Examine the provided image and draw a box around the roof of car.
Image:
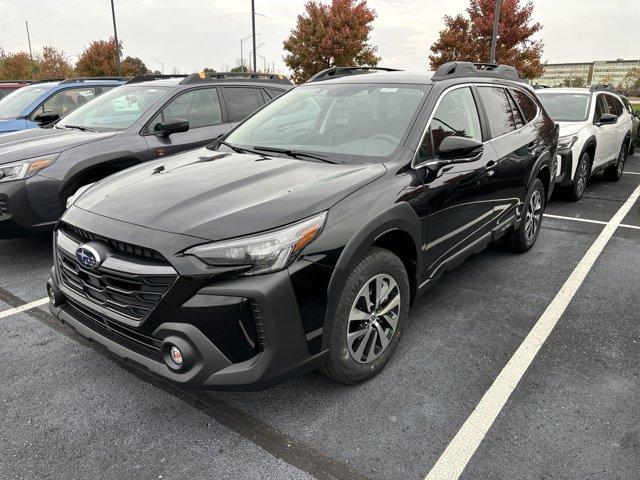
[536,87,592,95]
[303,70,434,85]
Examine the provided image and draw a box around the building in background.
[534,59,640,87]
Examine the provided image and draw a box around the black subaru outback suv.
[0,72,291,238]
[48,62,557,389]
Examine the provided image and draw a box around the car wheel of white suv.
[604,140,628,182]
[566,151,590,201]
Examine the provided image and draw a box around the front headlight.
[558,135,578,150]
[185,212,327,275]
[0,154,60,183]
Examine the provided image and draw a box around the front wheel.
[564,151,590,201]
[502,178,545,253]
[604,141,628,181]
[321,247,409,384]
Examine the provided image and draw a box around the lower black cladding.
[0,194,9,217]
[64,298,163,362]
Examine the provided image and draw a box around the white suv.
[536,86,634,201]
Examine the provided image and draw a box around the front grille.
[0,194,9,217]
[60,222,166,263]
[56,226,177,321]
[66,298,162,361]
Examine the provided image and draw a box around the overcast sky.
[1,0,638,75]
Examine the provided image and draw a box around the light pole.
[25,21,33,61]
[489,0,503,64]
[241,34,259,72]
[151,58,164,74]
[251,0,257,73]
[110,0,122,76]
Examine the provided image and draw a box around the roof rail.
[125,74,188,85]
[30,78,65,84]
[532,84,550,89]
[590,84,616,92]
[306,66,401,83]
[0,80,33,84]
[59,76,130,84]
[431,61,525,83]
[179,71,292,85]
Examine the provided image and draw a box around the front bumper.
[0,176,61,238]
[554,148,574,186]
[47,213,333,390]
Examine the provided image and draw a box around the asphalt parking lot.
[2,154,639,480]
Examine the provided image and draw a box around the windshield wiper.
[64,124,95,132]
[252,146,338,164]
[215,140,269,157]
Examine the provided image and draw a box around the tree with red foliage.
[283,0,380,84]
[0,51,38,80]
[429,0,544,79]
[122,56,149,76]
[39,46,74,79]
[75,38,121,77]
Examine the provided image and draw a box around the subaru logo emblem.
[75,244,102,269]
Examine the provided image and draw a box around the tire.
[501,178,545,253]
[604,140,628,181]
[630,133,637,155]
[321,247,410,384]
[563,151,590,201]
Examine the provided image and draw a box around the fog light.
[169,345,183,366]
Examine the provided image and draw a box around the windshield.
[537,92,591,122]
[224,83,427,162]
[60,85,170,131]
[0,84,53,119]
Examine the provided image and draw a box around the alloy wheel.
[347,274,400,364]
[524,190,542,242]
[575,154,589,197]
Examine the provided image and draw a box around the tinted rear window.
[512,89,538,123]
[478,86,517,138]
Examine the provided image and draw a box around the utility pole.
[251,0,257,73]
[489,0,502,64]
[110,0,122,76]
[25,21,33,61]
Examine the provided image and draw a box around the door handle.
[485,160,497,170]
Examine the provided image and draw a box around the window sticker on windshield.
[380,88,399,93]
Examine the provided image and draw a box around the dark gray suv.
[0,72,292,238]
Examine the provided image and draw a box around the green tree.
[283,0,380,83]
[122,56,149,76]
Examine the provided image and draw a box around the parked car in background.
[0,77,127,134]
[0,72,292,238]
[47,63,557,389]
[0,80,31,100]
[537,86,634,201]
[620,95,640,154]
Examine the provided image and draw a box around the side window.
[511,89,538,123]
[265,88,286,100]
[149,88,222,131]
[506,90,525,128]
[594,94,609,120]
[478,86,517,138]
[605,95,623,116]
[223,87,266,122]
[417,87,482,162]
[33,87,97,118]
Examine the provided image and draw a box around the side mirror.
[155,118,189,137]
[33,111,60,125]
[596,113,618,126]
[422,136,484,171]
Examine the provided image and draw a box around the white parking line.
[0,297,49,320]
[624,171,640,175]
[424,182,640,480]
[544,213,640,231]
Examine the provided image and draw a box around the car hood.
[0,118,27,134]
[76,149,386,241]
[556,121,586,137]
[0,127,116,164]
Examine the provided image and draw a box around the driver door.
[416,86,501,280]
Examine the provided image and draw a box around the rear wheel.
[564,151,590,201]
[502,178,545,253]
[321,247,409,384]
[604,141,628,181]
